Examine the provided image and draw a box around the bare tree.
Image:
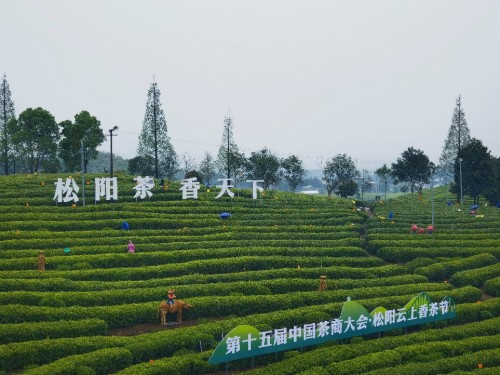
[375,164,392,197]
[180,152,196,177]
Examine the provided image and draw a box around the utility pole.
[109,126,118,178]
[459,158,463,206]
[431,173,435,225]
[227,123,230,179]
[81,140,85,207]
[457,96,462,203]
[2,77,8,175]
[153,83,158,179]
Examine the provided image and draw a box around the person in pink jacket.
[127,240,135,254]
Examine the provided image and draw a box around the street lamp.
[431,172,435,225]
[109,126,118,178]
[459,158,463,206]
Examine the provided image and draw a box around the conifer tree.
[216,112,245,178]
[439,95,471,184]
[0,74,15,175]
[199,152,216,186]
[137,80,177,179]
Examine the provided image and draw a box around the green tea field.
[0,173,499,374]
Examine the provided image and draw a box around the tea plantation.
[0,173,499,374]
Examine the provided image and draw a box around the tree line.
[0,75,498,203]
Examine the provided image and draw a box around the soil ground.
[108,318,199,336]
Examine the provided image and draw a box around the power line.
[112,129,393,170]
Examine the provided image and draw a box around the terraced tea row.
[0,176,498,373]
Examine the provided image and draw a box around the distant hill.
[87,151,129,173]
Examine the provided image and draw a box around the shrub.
[484,277,500,297]
[414,253,497,281]
[406,257,434,271]
[450,263,500,287]
[22,347,133,375]
[0,319,108,344]
[39,296,66,307]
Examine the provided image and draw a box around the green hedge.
[22,347,133,375]
[297,367,330,375]
[367,239,500,253]
[452,298,500,324]
[0,215,361,231]
[414,253,498,281]
[367,232,500,241]
[484,277,500,297]
[0,230,361,252]
[0,319,108,344]
[112,351,218,375]
[0,336,129,372]
[0,251,373,272]
[0,273,427,294]
[376,246,500,262]
[0,283,458,326]
[362,348,500,375]
[0,263,407,282]
[450,263,500,287]
[0,281,448,309]
[448,367,500,375]
[325,349,403,374]
[0,291,485,372]
[326,335,500,374]
[0,223,360,239]
[0,240,364,258]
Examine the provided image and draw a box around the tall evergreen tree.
[0,74,15,175]
[217,112,245,178]
[161,141,179,180]
[137,80,177,179]
[199,152,216,186]
[439,95,471,186]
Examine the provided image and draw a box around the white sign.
[95,177,118,201]
[179,177,201,199]
[53,177,79,203]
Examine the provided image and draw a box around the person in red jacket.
[167,289,176,307]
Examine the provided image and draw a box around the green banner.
[209,292,456,364]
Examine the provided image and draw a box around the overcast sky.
[1,1,499,170]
